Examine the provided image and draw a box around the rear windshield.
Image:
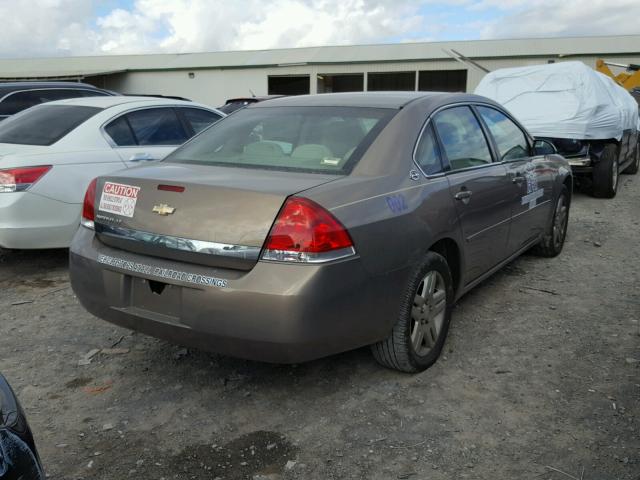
[0,105,102,146]
[165,106,395,174]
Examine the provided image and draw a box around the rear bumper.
[0,192,81,249]
[70,227,407,363]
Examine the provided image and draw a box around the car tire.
[371,251,453,373]
[622,142,639,175]
[532,185,570,258]
[592,144,619,198]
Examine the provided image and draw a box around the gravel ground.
[0,176,638,480]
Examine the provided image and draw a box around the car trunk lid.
[93,162,340,270]
[0,143,50,160]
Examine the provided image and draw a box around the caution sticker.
[98,182,140,218]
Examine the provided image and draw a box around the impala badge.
[152,204,176,216]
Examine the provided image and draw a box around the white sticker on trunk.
[99,182,140,218]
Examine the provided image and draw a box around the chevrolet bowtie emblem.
[152,204,176,216]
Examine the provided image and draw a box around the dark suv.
[218,95,284,114]
[0,82,115,121]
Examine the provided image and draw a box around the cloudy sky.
[1,0,639,58]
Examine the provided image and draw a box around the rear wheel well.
[563,176,573,203]
[429,238,461,295]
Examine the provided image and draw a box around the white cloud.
[0,0,637,58]
[478,0,640,38]
[111,0,427,53]
[0,0,97,57]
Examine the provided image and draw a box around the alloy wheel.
[552,195,568,250]
[411,270,447,356]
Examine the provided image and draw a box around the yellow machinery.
[596,59,640,91]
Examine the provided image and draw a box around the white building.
[0,35,638,107]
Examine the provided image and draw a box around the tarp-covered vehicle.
[476,61,640,198]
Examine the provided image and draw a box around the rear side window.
[0,89,107,116]
[477,106,529,161]
[166,106,395,174]
[104,116,136,146]
[180,108,222,134]
[0,105,102,146]
[433,106,493,171]
[125,108,188,146]
[415,124,444,175]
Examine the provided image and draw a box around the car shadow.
[0,248,69,284]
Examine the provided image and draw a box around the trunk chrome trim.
[95,223,261,260]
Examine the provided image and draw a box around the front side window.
[415,124,443,175]
[0,105,102,146]
[433,106,493,171]
[125,108,188,146]
[180,108,222,134]
[477,106,530,161]
[166,106,395,174]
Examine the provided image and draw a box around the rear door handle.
[512,174,526,185]
[129,152,155,162]
[454,190,473,201]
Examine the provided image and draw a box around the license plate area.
[130,277,182,320]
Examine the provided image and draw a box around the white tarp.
[474,61,640,140]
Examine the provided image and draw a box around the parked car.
[70,92,571,373]
[1,373,45,479]
[0,81,115,121]
[218,95,284,114]
[0,96,224,250]
[476,61,639,198]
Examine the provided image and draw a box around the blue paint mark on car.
[386,194,408,214]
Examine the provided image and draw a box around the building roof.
[0,35,639,80]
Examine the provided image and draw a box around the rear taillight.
[81,178,98,230]
[261,197,355,263]
[0,166,51,193]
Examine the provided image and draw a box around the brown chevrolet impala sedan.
[70,92,572,372]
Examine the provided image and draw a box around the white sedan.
[0,96,224,249]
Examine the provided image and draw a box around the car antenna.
[249,89,256,98]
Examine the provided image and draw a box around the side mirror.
[533,139,557,156]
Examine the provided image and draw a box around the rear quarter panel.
[4,149,127,204]
[305,101,465,281]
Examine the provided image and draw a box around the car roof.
[251,92,429,109]
[251,91,484,109]
[0,81,109,95]
[42,95,204,109]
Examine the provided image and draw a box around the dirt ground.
[0,177,638,480]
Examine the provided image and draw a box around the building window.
[317,73,364,93]
[367,72,416,91]
[418,70,467,92]
[268,75,310,95]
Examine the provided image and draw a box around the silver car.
[70,92,572,372]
